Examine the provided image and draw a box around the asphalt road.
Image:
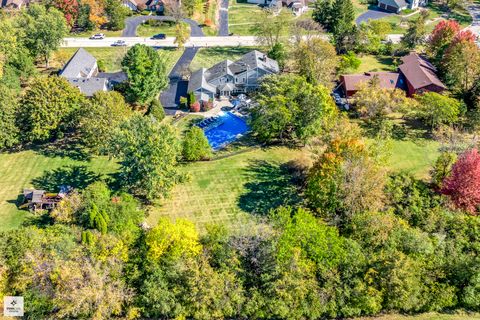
[218,0,229,36]
[466,2,480,40]
[122,15,204,37]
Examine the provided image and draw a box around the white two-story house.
[187,50,279,104]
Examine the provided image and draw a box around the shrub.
[147,99,165,121]
[179,96,188,108]
[190,101,201,112]
[204,18,213,27]
[182,126,212,161]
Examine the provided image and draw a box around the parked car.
[112,40,127,46]
[151,33,166,40]
[90,33,105,40]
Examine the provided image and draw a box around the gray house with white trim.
[378,0,426,13]
[59,48,111,97]
[187,50,279,103]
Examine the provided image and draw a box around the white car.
[90,33,105,40]
[112,40,127,47]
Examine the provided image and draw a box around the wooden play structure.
[19,188,69,212]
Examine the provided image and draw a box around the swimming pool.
[203,112,249,150]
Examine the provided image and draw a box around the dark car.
[151,33,166,40]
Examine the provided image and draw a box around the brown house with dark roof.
[398,52,446,97]
[340,52,446,98]
[340,72,406,98]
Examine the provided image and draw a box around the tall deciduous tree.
[413,92,461,128]
[17,76,85,142]
[0,84,19,149]
[18,4,68,68]
[78,91,132,154]
[174,22,190,49]
[426,19,460,64]
[250,74,337,144]
[53,0,79,27]
[251,10,292,50]
[441,148,480,214]
[111,115,181,201]
[122,44,168,105]
[104,0,130,30]
[442,31,480,94]
[401,10,429,50]
[293,38,337,87]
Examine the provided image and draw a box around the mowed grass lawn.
[147,147,303,230]
[136,21,190,37]
[51,47,184,73]
[0,151,117,232]
[228,1,264,35]
[388,139,440,179]
[189,46,263,70]
[358,312,480,320]
[356,55,396,73]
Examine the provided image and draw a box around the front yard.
[228,0,265,35]
[136,21,190,37]
[51,47,184,74]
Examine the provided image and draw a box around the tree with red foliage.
[190,101,201,112]
[54,0,79,27]
[427,20,460,63]
[441,148,480,214]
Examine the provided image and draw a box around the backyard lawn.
[356,55,396,73]
[51,47,184,73]
[0,151,117,232]
[189,46,263,70]
[359,312,480,320]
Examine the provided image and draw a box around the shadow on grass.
[238,159,303,215]
[32,165,101,192]
[33,136,91,162]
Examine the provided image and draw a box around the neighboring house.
[247,0,308,15]
[378,0,426,13]
[188,50,279,103]
[398,52,446,97]
[340,52,445,98]
[59,48,111,97]
[123,0,162,11]
[1,0,29,9]
[340,72,405,98]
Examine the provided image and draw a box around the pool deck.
[191,99,233,117]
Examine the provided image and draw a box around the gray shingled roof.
[232,50,279,74]
[378,0,408,8]
[205,60,234,82]
[60,48,97,78]
[67,77,108,97]
[188,68,216,93]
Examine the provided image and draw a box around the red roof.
[340,72,404,93]
[398,53,446,91]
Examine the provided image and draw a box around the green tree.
[147,99,165,121]
[312,0,335,31]
[78,91,132,154]
[105,0,130,30]
[18,4,68,68]
[182,126,211,161]
[174,22,190,49]
[413,92,461,128]
[251,10,292,50]
[112,114,181,201]
[338,51,361,73]
[17,76,85,142]
[121,44,168,105]
[293,38,338,87]
[401,10,429,50]
[250,74,337,144]
[268,42,288,70]
[0,84,19,149]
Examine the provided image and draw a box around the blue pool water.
[204,112,249,150]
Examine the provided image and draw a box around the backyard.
[0,151,117,232]
[356,55,396,73]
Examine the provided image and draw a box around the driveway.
[160,47,199,110]
[218,0,229,36]
[356,7,394,25]
[466,2,480,39]
[122,16,204,37]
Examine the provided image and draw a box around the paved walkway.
[355,7,394,25]
[218,0,229,36]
